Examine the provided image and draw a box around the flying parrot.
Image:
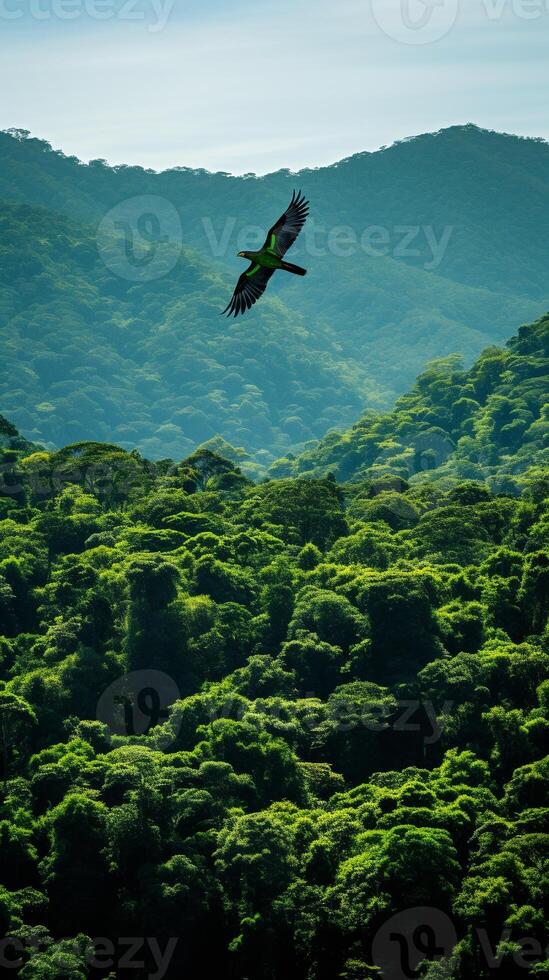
[222,190,309,317]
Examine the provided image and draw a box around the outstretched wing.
[221,263,275,318]
[262,189,309,257]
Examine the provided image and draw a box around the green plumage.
[222,190,310,317]
[245,249,286,271]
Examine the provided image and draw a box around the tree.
[241,479,348,548]
[281,635,344,698]
[124,557,188,681]
[0,692,36,786]
[41,793,110,935]
[288,588,367,651]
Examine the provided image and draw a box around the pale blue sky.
[1,0,548,173]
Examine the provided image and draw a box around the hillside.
[1,125,548,462]
[0,201,371,465]
[272,314,549,491]
[0,383,547,976]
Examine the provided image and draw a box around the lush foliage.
[0,317,547,976]
[274,314,549,491]
[1,125,548,464]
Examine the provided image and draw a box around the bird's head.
[237,251,247,258]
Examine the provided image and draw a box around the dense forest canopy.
[0,315,547,978]
[1,125,548,464]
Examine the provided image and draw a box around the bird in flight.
[222,190,309,317]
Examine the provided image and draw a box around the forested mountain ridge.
[0,322,547,976]
[273,313,549,489]
[1,125,548,463]
[2,123,549,299]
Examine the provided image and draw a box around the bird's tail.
[281,261,307,276]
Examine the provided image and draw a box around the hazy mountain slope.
[0,201,373,462]
[271,313,549,490]
[280,245,541,393]
[1,125,548,462]
[0,412,36,453]
[2,199,542,464]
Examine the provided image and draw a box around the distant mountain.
[3,124,549,294]
[1,124,548,461]
[271,314,549,491]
